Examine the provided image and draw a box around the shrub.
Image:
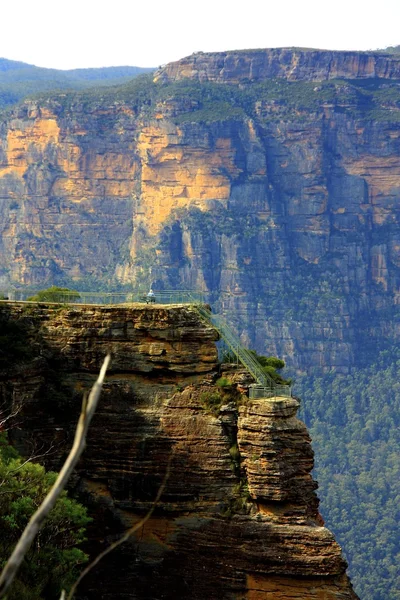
[199,391,223,417]
[216,377,231,388]
[27,286,80,303]
[249,350,291,385]
[0,434,91,599]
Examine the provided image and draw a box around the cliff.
[0,302,359,599]
[154,47,400,83]
[0,47,399,374]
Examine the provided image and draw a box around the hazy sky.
[1,0,399,70]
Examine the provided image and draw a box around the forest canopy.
[296,347,400,600]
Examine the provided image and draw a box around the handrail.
[249,384,292,399]
[1,288,291,396]
[0,290,206,305]
[193,304,275,388]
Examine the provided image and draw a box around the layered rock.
[0,303,358,599]
[238,397,319,520]
[154,47,400,84]
[0,101,139,286]
[0,48,399,373]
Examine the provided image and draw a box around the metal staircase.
[3,286,291,398]
[193,304,275,389]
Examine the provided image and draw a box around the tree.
[0,434,91,600]
[248,350,291,384]
[26,287,80,304]
[0,356,110,600]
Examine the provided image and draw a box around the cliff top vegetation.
[9,70,399,128]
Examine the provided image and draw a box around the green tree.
[248,350,291,384]
[0,434,91,599]
[297,347,400,600]
[26,287,80,303]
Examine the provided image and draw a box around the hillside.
[0,57,153,108]
[297,347,400,599]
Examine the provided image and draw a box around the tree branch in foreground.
[0,354,111,599]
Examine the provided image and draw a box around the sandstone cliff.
[0,48,399,374]
[154,47,400,84]
[0,302,358,599]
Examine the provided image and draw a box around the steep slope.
[296,348,400,600]
[0,49,399,373]
[0,302,358,600]
[0,48,398,600]
[0,57,153,108]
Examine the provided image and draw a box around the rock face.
[0,48,400,373]
[154,47,400,84]
[0,303,358,599]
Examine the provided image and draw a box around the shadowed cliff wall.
[0,302,358,600]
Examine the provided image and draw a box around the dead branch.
[0,401,22,431]
[0,354,111,599]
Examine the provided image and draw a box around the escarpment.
[0,47,400,374]
[154,47,400,84]
[0,303,359,599]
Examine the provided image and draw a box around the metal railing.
[249,384,292,399]
[1,287,291,399]
[0,290,207,306]
[194,304,277,389]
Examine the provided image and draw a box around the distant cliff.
[0,48,399,373]
[154,47,400,83]
[0,302,359,600]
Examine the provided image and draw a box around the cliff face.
[0,48,399,372]
[0,303,358,599]
[0,101,139,286]
[154,47,400,84]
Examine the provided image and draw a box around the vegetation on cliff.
[26,287,80,303]
[7,64,398,128]
[297,347,400,600]
[0,47,399,599]
[0,434,91,600]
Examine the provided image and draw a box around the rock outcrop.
[154,47,400,84]
[0,48,399,374]
[0,302,358,599]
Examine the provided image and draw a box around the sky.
[1,0,400,70]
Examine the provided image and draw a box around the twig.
[65,455,172,600]
[0,354,111,599]
[0,403,22,431]
[1,441,58,484]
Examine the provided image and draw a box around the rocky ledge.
[1,303,359,599]
[155,47,400,84]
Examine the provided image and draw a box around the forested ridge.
[297,347,400,600]
[0,57,153,109]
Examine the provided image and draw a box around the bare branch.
[0,402,22,431]
[0,354,111,599]
[0,442,61,492]
[65,454,172,600]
